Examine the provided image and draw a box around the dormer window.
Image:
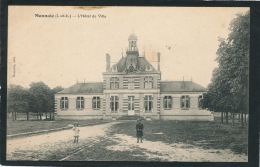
[129,65,134,72]
[145,65,152,71]
[112,65,118,72]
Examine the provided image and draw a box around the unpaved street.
[7,122,115,160]
[7,122,247,162]
[105,134,247,162]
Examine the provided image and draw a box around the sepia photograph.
[6,6,249,162]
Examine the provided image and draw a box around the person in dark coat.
[136,119,144,143]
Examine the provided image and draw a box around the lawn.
[7,119,108,135]
[109,120,248,155]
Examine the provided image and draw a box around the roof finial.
[121,48,123,58]
[183,76,184,82]
[77,78,78,84]
[191,77,193,82]
[84,78,85,83]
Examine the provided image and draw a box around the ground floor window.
[181,95,190,109]
[110,96,119,112]
[144,95,153,112]
[76,97,84,109]
[128,96,135,110]
[164,96,172,109]
[198,95,203,109]
[92,97,100,109]
[60,97,68,110]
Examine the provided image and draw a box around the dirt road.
[7,122,115,160]
[7,122,247,162]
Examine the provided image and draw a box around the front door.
[128,96,135,115]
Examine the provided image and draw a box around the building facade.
[55,33,213,121]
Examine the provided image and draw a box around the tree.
[28,82,53,120]
[203,11,249,127]
[7,85,30,120]
[7,82,64,121]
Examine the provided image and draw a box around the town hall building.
[55,33,214,121]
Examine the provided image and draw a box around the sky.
[8,6,249,89]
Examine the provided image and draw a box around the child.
[136,119,144,143]
[73,122,80,143]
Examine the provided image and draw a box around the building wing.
[160,81,207,92]
[58,82,103,94]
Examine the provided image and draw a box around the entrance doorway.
[128,96,135,115]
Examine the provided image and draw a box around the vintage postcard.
[6,6,249,162]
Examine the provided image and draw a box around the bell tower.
[128,32,138,52]
[124,32,139,73]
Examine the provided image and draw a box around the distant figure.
[73,122,80,143]
[136,119,144,143]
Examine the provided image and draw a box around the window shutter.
[82,97,84,109]
[76,98,78,109]
[180,96,182,108]
[60,99,62,109]
[98,97,101,109]
[188,96,190,108]
[198,97,200,108]
[169,96,172,109]
[163,97,166,109]
[92,97,94,109]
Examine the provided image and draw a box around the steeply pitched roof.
[106,57,157,73]
[58,81,206,94]
[57,82,103,94]
[160,81,207,92]
[138,57,157,72]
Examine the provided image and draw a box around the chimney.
[157,52,161,71]
[106,53,110,71]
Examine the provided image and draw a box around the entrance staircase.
[116,115,145,120]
